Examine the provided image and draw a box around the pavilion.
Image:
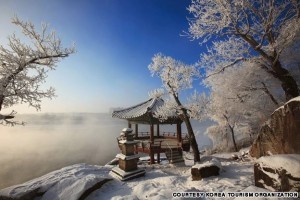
[112,97,190,164]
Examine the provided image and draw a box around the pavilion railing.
[135,131,188,139]
[162,132,176,137]
[138,131,150,136]
[135,140,163,152]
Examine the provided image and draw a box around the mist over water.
[0,113,127,189]
[0,113,212,189]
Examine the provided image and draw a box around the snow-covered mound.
[0,164,112,200]
[2,152,291,200]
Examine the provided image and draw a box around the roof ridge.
[112,98,154,118]
[111,97,181,123]
[147,98,157,110]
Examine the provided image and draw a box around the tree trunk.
[271,61,299,101]
[261,82,279,106]
[228,125,238,152]
[0,94,4,111]
[171,93,200,162]
[223,114,238,152]
[183,115,201,162]
[239,34,299,100]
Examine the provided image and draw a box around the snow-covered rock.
[191,158,222,180]
[250,96,300,158]
[254,154,300,192]
[0,164,112,200]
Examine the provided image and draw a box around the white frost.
[0,164,111,200]
[192,158,222,171]
[257,154,300,177]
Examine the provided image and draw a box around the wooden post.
[150,124,154,143]
[150,150,155,164]
[150,124,155,164]
[135,124,138,138]
[157,153,160,164]
[157,123,160,137]
[177,122,182,143]
[128,121,132,128]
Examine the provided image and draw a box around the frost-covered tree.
[188,0,300,100]
[148,53,208,162]
[205,125,231,152]
[204,60,285,151]
[0,16,75,125]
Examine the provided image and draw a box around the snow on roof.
[112,97,179,123]
[112,98,163,119]
[257,154,300,177]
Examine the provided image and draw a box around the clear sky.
[0,0,206,114]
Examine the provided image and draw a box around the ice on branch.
[0,16,75,125]
[152,97,180,122]
[186,91,209,121]
[188,0,300,100]
[148,88,165,99]
[148,53,199,96]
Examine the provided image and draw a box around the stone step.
[165,153,182,158]
[165,149,184,163]
[166,153,182,157]
[167,154,182,158]
[170,158,184,164]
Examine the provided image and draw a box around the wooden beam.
[157,123,160,137]
[177,123,182,143]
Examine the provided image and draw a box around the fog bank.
[0,113,126,189]
[0,113,211,189]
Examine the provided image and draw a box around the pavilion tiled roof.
[112,97,181,124]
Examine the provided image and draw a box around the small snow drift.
[254,154,300,192]
[191,158,222,180]
[0,164,112,200]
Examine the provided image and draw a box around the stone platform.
[110,167,145,181]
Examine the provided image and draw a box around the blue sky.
[0,0,206,113]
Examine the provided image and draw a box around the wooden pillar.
[177,122,182,143]
[135,124,138,138]
[150,124,154,143]
[128,121,132,128]
[157,153,160,164]
[150,150,155,164]
[157,123,160,137]
[150,124,155,164]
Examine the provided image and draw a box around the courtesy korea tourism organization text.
[172,192,298,198]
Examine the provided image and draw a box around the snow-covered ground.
[1,149,294,200]
[94,155,255,200]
